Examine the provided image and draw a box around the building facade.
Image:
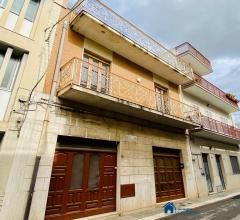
[176,43,240,198]
[0,0,66,219]
[0,0,239,220]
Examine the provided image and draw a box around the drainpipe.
[50,20,68,101]
[24,21,68,220]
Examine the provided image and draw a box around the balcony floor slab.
[58,84,200,130]
[190,129,240,145]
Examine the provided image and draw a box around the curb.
[140,191,240,220]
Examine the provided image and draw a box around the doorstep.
[75,212,120,220]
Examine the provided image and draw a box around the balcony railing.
[193,73,239,108]
[59,58,200,124]
[202,116,240,139]
[175,42,212,70]
[74,0,193,78]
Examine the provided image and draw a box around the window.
[0,0,7,8]
[205,110,212,118]
[80,54,89,87]
[230,156,240,175]
[91,58,99,90]
[70,153,84,189]
[25,0,40,22]
[101,63,108,93]
[0,49,5,67]
[0,53,21,90]
[155,84,169,113]
[80,53,110,92]
[220,117,228,124]
[10,0,24,15]
[0,49,22,91]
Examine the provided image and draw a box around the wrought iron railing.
[193,73,239,108]
[175,42,212,70]
[202,116,240,139]
[59,58,201,124]
[73,0,193,79]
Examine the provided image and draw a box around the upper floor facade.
[43,0,239,143]
[0,0,65,124]
[44,0,204,132]
[175,42,240,145]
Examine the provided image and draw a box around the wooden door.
[45,150,117,220]
[154,152,185,203]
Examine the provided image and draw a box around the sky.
[69,0,240,125]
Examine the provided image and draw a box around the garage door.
[153,148,185,203]
[45,150,117,220]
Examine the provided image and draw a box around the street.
[162,195,240,220]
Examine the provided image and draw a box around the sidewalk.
[81,189,240,220]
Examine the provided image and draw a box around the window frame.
[24,0,41,22]
[0,0,7,8]
[230,156,240,175]
[81,51,110,92]
[0,50,22,92]
[10,0,25,15]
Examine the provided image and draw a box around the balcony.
[175,42,213,76]
[71,0,193,85]
[183,73,239,113]
[57,58,201,129]
[191,116,240,145]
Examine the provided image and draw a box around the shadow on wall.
[0,132,4,149]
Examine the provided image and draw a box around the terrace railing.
[202,116,240,139]
[73,0,193,78]
[194,73,239,108]
[59,57,201,124]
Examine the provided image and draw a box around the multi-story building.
[175,42,240,197]
[0,0,239,220]
[0,0,66,219]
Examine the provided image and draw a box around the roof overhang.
[71,12,192,85]
[183,83,239,113]
[178,52,213,76]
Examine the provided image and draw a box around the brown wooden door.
[154,152,185,203]
[45,150,117,220]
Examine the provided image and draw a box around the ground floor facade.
[190,136,240,198]
[0,98,239,220]
[0,96,198,220]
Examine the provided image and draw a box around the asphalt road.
[161,195,240,220]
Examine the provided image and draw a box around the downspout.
[50,20,68,102]
[186,129,200,198]
[24,20,68,220]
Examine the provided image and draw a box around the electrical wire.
[18,0,86,136]
[29,0,85,102]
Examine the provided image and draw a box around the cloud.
[101,0,240,59]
